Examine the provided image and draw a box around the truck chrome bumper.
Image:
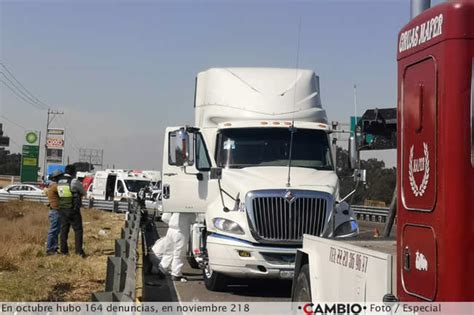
[206,233,297,279]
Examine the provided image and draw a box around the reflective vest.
[57,176,73,209]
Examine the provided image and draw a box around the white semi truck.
[161,67,360,291]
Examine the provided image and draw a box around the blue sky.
[1,0,436,169]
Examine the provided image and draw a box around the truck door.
[400,57,438,300]
[161,126,217,213]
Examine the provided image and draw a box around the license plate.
[280,270,294,279]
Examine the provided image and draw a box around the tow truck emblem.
[415,251,428,271]
[284,190,296,204]
[408,142,430,197]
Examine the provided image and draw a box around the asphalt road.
[143,219,389,302]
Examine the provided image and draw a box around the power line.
[62,115,82,149]
[9,138,22,150]
[0,114,26,130]
[0,62,49,109]
[0,72,47,109]
[0,79,46,110]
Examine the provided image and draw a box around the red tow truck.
[291,0,474,303]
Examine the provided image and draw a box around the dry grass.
[0,201,123,301]
[0,179,12,188]
[0,178,14,188]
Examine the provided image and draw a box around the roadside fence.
[91,201,142,302]
[0,193,133,213]
[352,205,389,223]
[0,192,389,222]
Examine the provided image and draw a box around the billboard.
[20,131,40,182]
[46,164,66,182]
[46,128,65,164]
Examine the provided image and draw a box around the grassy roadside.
[0,179,14,188]
[0,201,123,301]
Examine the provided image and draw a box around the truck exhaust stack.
[411,0,431,19]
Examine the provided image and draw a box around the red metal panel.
[401,225,437,300]
[397,0,474,301]
[401,58,437,211]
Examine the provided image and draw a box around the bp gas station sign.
[20,131,40,182]
[25,131,39,145]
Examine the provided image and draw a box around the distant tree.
[0,150,21,175]
[336,147,396,205]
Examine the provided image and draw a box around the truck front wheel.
[203,260,228,292]
[293,264,312,302]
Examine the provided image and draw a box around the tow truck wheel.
[187,239,200,269]
[202,259,228,291]
[293,264,312,302]
[187,256,200,269]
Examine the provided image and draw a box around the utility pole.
[43,108,64,177]
[353,84,358,125]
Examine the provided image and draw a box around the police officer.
[58,164,86,257]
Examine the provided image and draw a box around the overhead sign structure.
[20,130,41,182]
[355,108,397,151]
[46,128,65,164]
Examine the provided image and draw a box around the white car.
[0,184,44,196]
[145,190,162,211]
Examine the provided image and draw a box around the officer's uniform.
[58,174,85,256]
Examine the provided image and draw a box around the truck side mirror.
[171,129,191,167]
[354,169,366,184]
[348,135,358,169]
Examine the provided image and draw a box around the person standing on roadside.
[58,164,86,257]
[45,170,63,255]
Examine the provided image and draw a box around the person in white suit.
[151,212,196,282]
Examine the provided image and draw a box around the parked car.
[145,190,162,211]
[0,184,44,196]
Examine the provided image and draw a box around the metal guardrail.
[0,192,389,222]
[352,205,390,223]
[91,202,142,302]
[0,175,20,183]
[0,193,133,213]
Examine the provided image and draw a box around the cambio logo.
[301,303,364,315]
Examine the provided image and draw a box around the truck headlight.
[213,218,244,235]
[334,220,359,238]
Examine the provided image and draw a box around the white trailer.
[161,67,360,291]
[292,235,396,302]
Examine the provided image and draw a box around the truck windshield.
[124,180,150,192]
[216,127,333,170]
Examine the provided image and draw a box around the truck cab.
[161,68,359,291]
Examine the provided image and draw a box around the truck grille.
[247,190,331,243]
